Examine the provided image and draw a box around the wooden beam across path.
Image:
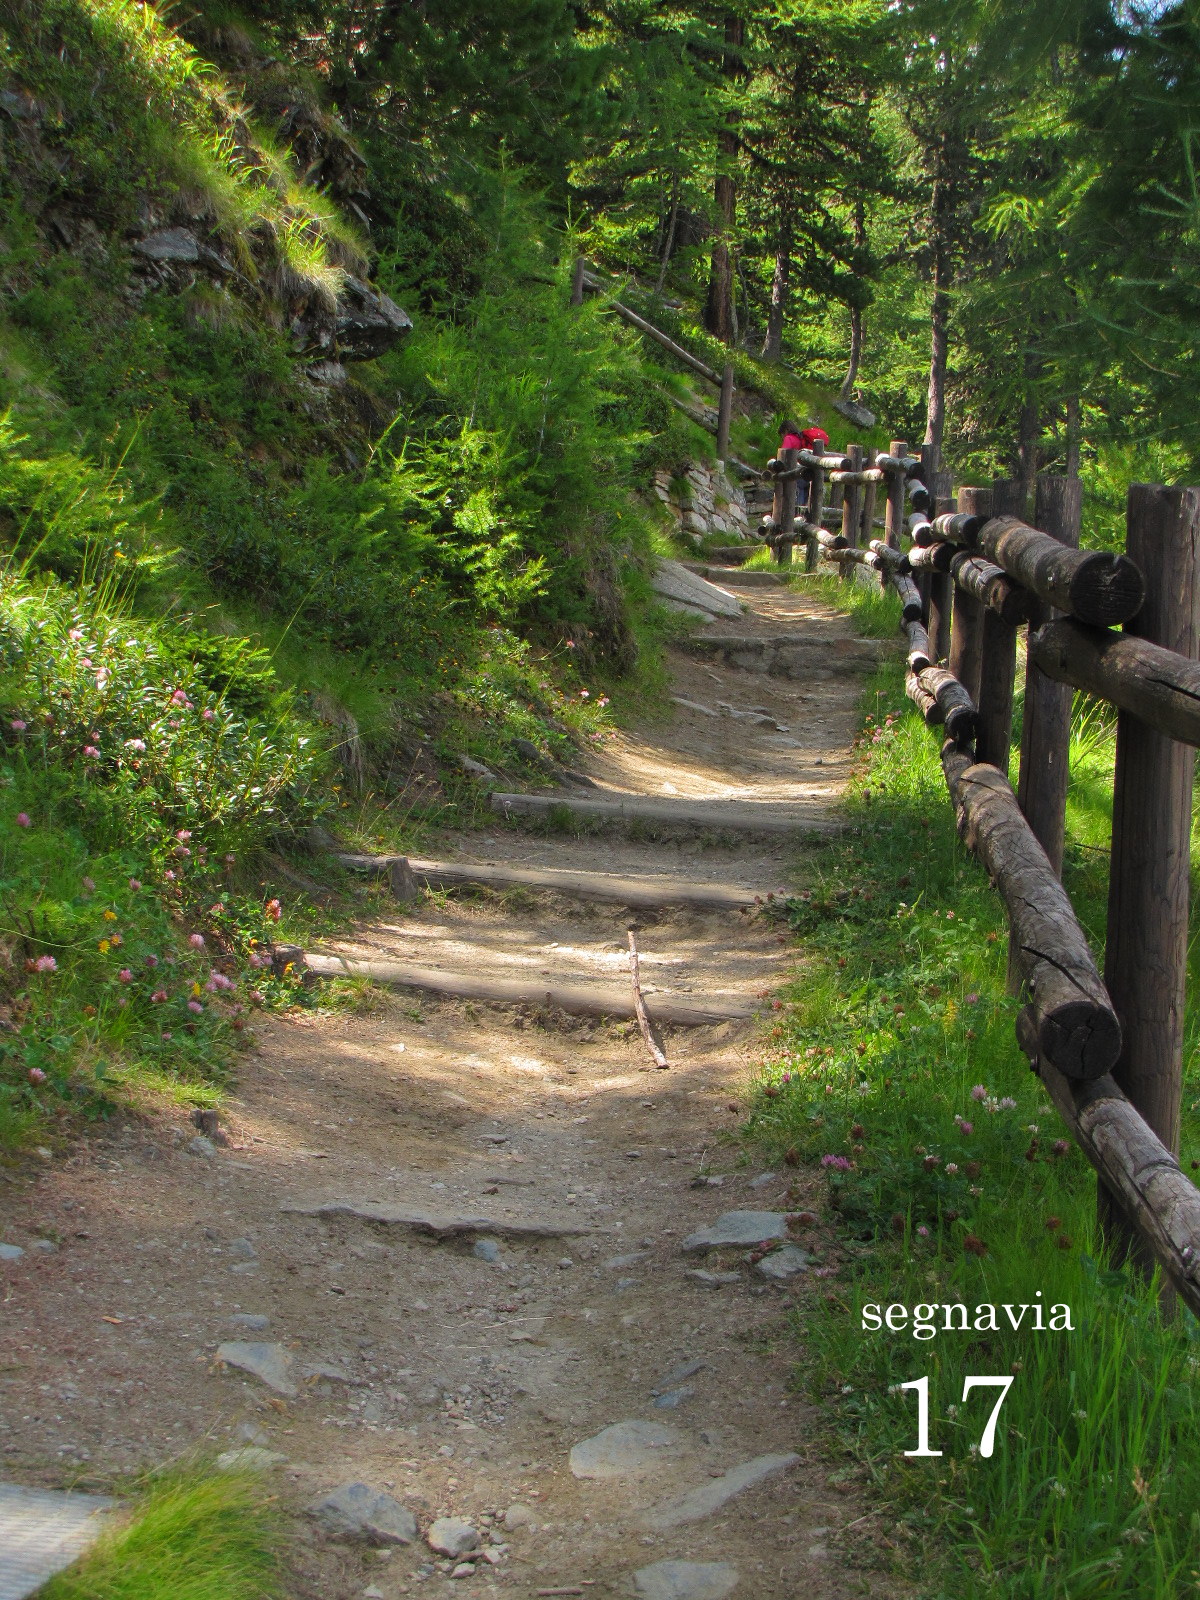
[489,790,842,836]
[302,952,755,1026]
[336,852,760,912]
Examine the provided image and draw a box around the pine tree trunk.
[654,173,680,296]
[840,307,863,400]
[924,255,949,473]
[1017,388,1039,506]
[1066,393,1081,478]
[705,16,744,345]
[761,213,791,363]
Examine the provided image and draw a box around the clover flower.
[971,1084,988,1101]
[820,1154,852,1171]
[10,720,26,732]
[83,745,100,759]
[16,813,30,827]
[187,1000,204,1014]
[34,955,57,973]
[29,1066,46,1084]
[125,739,146,752]
[128,878,142,891]
[151,989,168,1003]
[188,933,205,950]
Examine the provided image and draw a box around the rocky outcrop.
[651,462,751,546]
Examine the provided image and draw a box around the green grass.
[746,673,1200,1598]
[40,1467,282,1600]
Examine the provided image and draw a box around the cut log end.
[1029,992,1124,1080]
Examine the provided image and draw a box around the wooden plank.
[488,790,842,836]
[1016,475,1081,879]
[1101,484,1200,1281]
[338,854,760,911]
[302,952,755,1025]
[941,744,1121,1079]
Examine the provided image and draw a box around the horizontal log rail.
[942,745,1122,1078]
[1030,618,1200,749]
[950,552,1034,626]
[974,514,1145,627]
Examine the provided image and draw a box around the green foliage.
[40,1466,282,1600]
[746,681,1200,1597]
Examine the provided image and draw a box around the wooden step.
[303,952,755,1025]
[488,790,840,836]
[338,854,760,911]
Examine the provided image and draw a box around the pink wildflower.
[151,989,168,1003]
[16,813,30,827]
[161,1030,172,1041]
[83,745,100,759]
[164,870,176,882]
[187,999,203,1014]
[971,1084,988,1101]
[145,954,158,967]
[188,933,205,950]
[205,972,234,992]
[202,708,215,721]
[28,1066,46,1084]
[265,899,282,922]
[917,1225,930,1238]
[124,738,146,752]
[34,954,57,973]
[999,1096,1018,1110]
[69,629,84,641]
[224,854,235,865]
[965,991,980,1005]
[82,877,95,891]
[174,845,191,857]
[128,878,142,891]
[117,968,133,983]
[248,953,264,969]
[175,829,192,842]
[10,720,26,732]
[958,1120,974,1136]
[821,1154,852,1172]
[171,689,188,706]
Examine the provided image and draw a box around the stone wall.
[651,462,751,545]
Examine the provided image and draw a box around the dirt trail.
[1,581,890,1599]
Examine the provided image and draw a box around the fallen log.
[1029,618,1200,749]
[951,552,1034,626]
[629,931,670,1069]
[919,667,978,742]
[303,951,755,1025]
[976,515,1145,626]
[942,746,1121,1078]
[603,299,721,384]
[1015,1011,1200,1318]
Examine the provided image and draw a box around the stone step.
[681,563,786,588]
[679,633,889,679]
[488,789,840,837]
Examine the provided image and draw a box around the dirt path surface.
[1,580,889,1600]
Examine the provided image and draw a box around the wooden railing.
[766,444,1200,1315]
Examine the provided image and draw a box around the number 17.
[900,1374,1013,1458]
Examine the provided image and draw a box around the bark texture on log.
[951,553,1033,625]
[890,571,924,622]
[904,541,956,572]
[1020,1021,1200,1319]
[1030,619,1200,747]
[885,439,907,550]
[975,608,1017,775]
[977,515,1144,626]
[1016,475,1082,879]
[919,667,977,741]
[904,620,934,672]
[905,670,939,725]
[941,746,1121,1079]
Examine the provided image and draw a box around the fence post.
[1100,485,1200,1288]
[974,488,1021,775]
[570,255,586,307]
[771,446,798,566]
[840,443,864,581]
[949,486,990,702]
[926,472,955,662]
[716,363,734,463]
[885,439,907,551]
[860,447,879,547]
[806,458,826,572]
[1016,475,1082,875]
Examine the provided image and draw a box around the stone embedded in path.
[426,1517,480,1557]
[473,1238,501,1263]
[308,1483,419,1544]
[503,1504,536,1531]
[215,1341,298,1397]
[654,1359,705,1392]
[684,1269,740,1287]
[227,1313,270,1331]
[569,1420,684,1480]
[0,1483,116,1599]
[756,1244,811,1280]
[281,1200,586,1239]
[215,1445,287,1472]
[0,1244,24,1262]
[681,1212,788,1252]
[644,1453,801,1530]
[652,1385,694,1409]
[634,1559,741,1600]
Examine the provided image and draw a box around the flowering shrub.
[0,575,322,854]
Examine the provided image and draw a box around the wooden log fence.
[764,436,1200,1314]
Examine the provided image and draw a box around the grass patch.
[40,1466,282,1600]
[746,674,1200,1598]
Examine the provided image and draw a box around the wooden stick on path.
[628,930,669,1069]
